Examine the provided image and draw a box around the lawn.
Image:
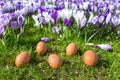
[0,16,120,80]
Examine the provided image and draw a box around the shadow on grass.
[30,52,46,65]
[63,60,71,65]
[47,48,61,54]
[97,55,110,68]
[77,49,83,56]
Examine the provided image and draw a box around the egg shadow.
[96,55,110,68]
[30,52,46,65]
[47,48,61,54]
[77,49,82,56]
[63,60,71,65]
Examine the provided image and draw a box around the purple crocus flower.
[10,21,17,29]
[16,1,22,10]
[50,10,58,25]
[91,16,99,25]
[111,16,120,29]
[64,18,72,27]
[52,26,60,35]
[0,1,4,7]
[34,0,38,3]
[17,15,24,31]
[39,17,47,24]
[41,37,51,42]
[10,13,17,19]
[0,26,4,35]
[38,6,46,13]
[54,6,63,10]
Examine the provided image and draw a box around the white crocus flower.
[106,13,112,24]
[42,12,54,23]
[115,10,120,15]
[64,1,69,9]
[58,9,72,20]
[88,12,94,23]
[79,3,83,9]
[109,5,115,11]
[99,16,104,23]
[83,2,89,10]
[94,6,98,12]
[73,10,85,26]
[32,15,40,26]
[71,3,78,10]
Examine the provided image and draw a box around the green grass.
[0,18,120,80]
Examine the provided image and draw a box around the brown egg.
[15,52,30,67]
[48,54,63,69]
[36,41,47,55]
[66,42,78,56]
[83,50,98,66]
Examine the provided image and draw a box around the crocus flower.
[73,10,85,26]
[32,15,40,26]
[86,43,112,51]
[16,1,22,10]
[80,17,87,30]
[17,15,24,25]
[50,10,58,25]
[88,12,94,23]
[64,18,72,27]
[42,12,54,24]
[91,16,99,25]
[17,15,24,31]
[99,15,105,23]
[83,2,89,10]
[41,37,51,42]
[39,16,47,24]
[58,9,72,20]
[111,16,120,28]
[52,26,60,35]
[10,21,17,29]
[96,44,112,51]
[106,13,112,24]
[0,26,4,35]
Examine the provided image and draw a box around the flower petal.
[52,26,60,35]
[96,44,112,51]
[10,21,17,29]
[41,37,51,42]
[0,26,4,35]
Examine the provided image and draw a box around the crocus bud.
[95,44,112,51]
[86,43,112,51]
[17,15,24,31]
[41,37,51,42]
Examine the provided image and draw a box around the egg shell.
[36,41,47,55]
[48,54,63,69]
[83,50,98,66]
[15,52,30,67]
[66,42,78,56]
